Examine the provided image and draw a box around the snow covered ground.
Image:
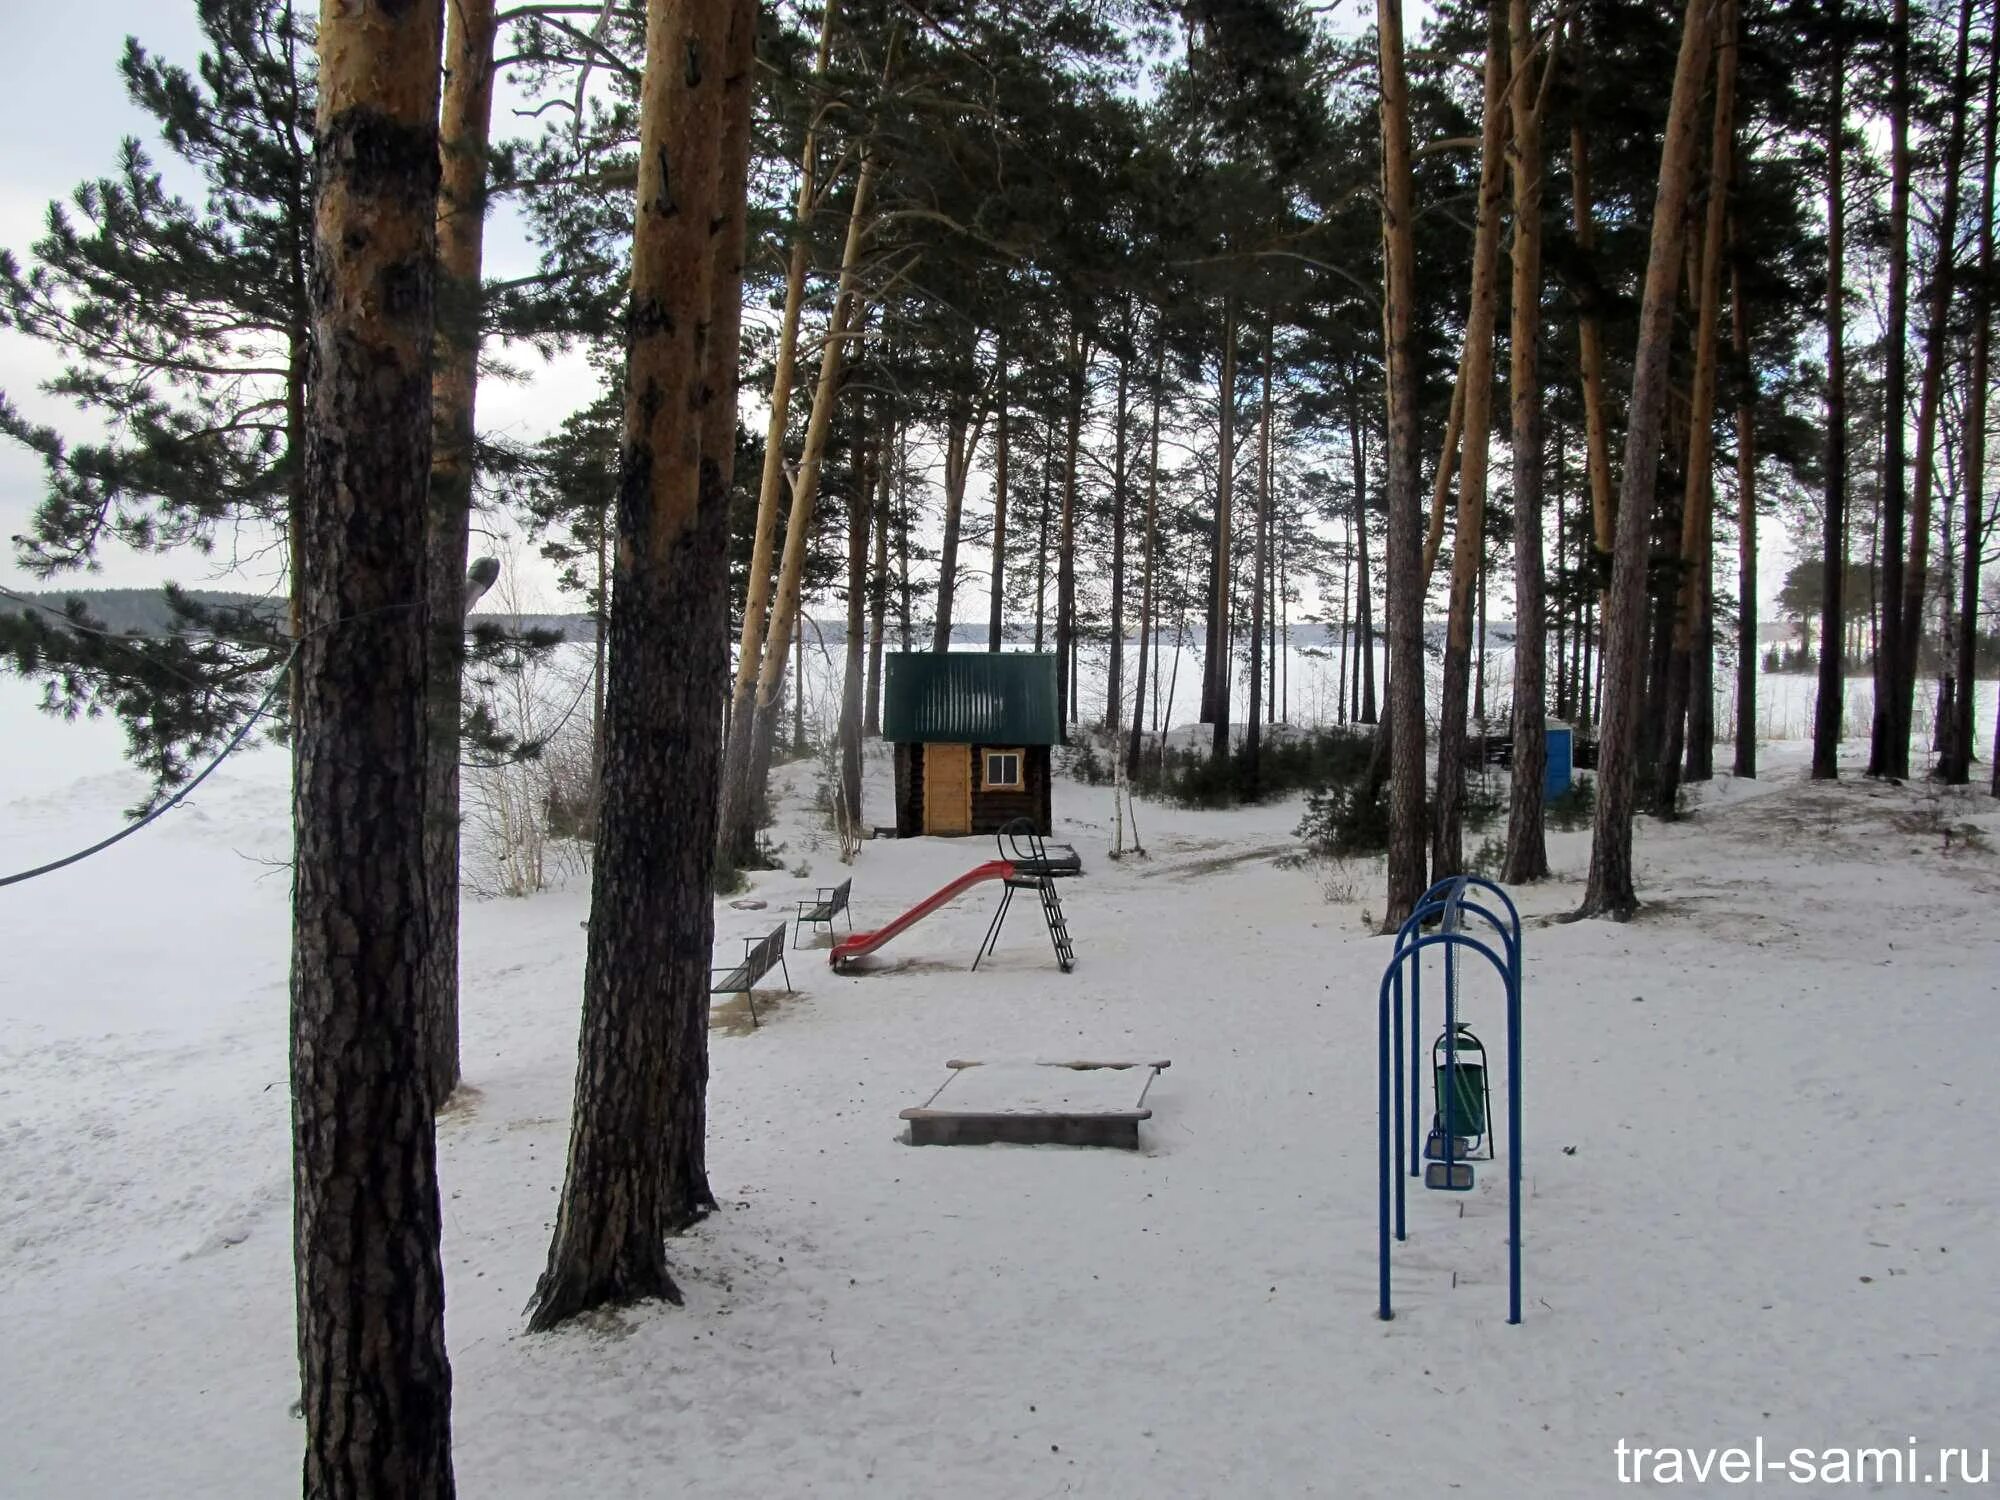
[4,674,1999,1496]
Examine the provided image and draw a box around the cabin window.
[983,748,1024,791]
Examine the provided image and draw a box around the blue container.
[1544,721,1573,802]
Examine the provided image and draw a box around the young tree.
[290,1,453,1492]
[529,0,751,1330]
[1579,0,1716,918]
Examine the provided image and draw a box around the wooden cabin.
[883,653,1058,837]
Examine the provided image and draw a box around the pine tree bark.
[1209,303,1237,759]
[1948,17,1996,786]
[1730,236,1760,778]
[1578,0,1715,919]
[1658,0,1738,816]
[1503,0,1555,883]
[1895,0,1976,756]
[528,0,742,1331]
[1129,339,1163,778]
[718,152,875,863]
[933,390,977,651]
[1347,394,1378,724]
[1870,0,1913,777]
[293,4,453,1494]
[1108,340,1130,730]
[839,412,875,834]
[422,0,498,1110]
[1571,125,1617,587]
[989,333,1009,651]
[1378,0,1428,927]
[663,0,758,1232]
[866,433,889,730]
[1245,317,1272,779]
[1434,0,1509,880]
[1056,325,1086,742]
[1812,0,1849,782]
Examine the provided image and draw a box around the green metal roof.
[881,652,1059,745]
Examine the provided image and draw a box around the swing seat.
[1434,1060,1488,1136]
[1425,1129,1481,1162]
[1425,1160,1475,1191]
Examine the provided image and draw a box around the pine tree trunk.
[1056,328,1085,742]
[989,334,1008,651]
[1731,241,1759,778]
[663,0,758,1231]
[1503,0,1551,882]
[528,0,742,1331]
[1896,0,1976,761]
[1246,317,1272,779]
[1434,0,1508,880]
[718,152,875,863]
[1658,0,1738,815]
[933,395,973,651]
[1207,303,1237,754]
[1129,341,1163,778]
[1870,0,1913,777]
[293,6,454,1494]
[1570,125,1617,596]
[727,0,836,755]
[866,433,889,732]
[421,0,498,1110]
[839,414,874,834]
[1422,354,1467,581]
[1948,20,1996,786]
[1348,397,1378,724]
[1579,0,1715,918]
[1108,342,1129,730]
[1812,0,1849,782]
[1378,0,1427,927]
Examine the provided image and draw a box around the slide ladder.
[975,870,1075,973]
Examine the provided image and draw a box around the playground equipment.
[830,818,1079,973]
[1376,874,1524,1324]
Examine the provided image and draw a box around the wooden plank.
[901,1111,1145,1150]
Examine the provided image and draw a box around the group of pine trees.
[1,0,1997,1488]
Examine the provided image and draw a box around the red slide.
[830,861,1015,971]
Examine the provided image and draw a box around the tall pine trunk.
[1949,19,1996,786]
[1378,0,1427,927]
[293,4,453,1493]
[839,410,876,834]
[1870,0,1913,777]
[1056,327,1086,742]
[718,152,875,863]
[1658,0,1738,815]
[1108,340,1130,730]
[1208,305,1238,756]
[1579,0,1715,918]
[1730,237,1760,778]
[1812,0,1849,781]
[1246,317,1272,780]
[1433,0,1508,880]
[1571,125,1617,589]
[528,0,744,1331]
[1895,0,1976,757]
[1503,0,1553,883]
[1348,394,1378,724]
[866,409,890,731]
[422,0,499,1109]
[1129,339,1163,777]
[727,0,836,752]
[989,334,1009,651]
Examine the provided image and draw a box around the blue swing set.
[1375,874,1525,1325]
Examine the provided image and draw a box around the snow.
[4,669,2000,1497]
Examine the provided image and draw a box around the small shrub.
[1296,776,1390,857]
[1466,832,1507,879]
[1545,777,1595,831]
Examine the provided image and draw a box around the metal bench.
[794,876,852,948]
[710,922,792,1027]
